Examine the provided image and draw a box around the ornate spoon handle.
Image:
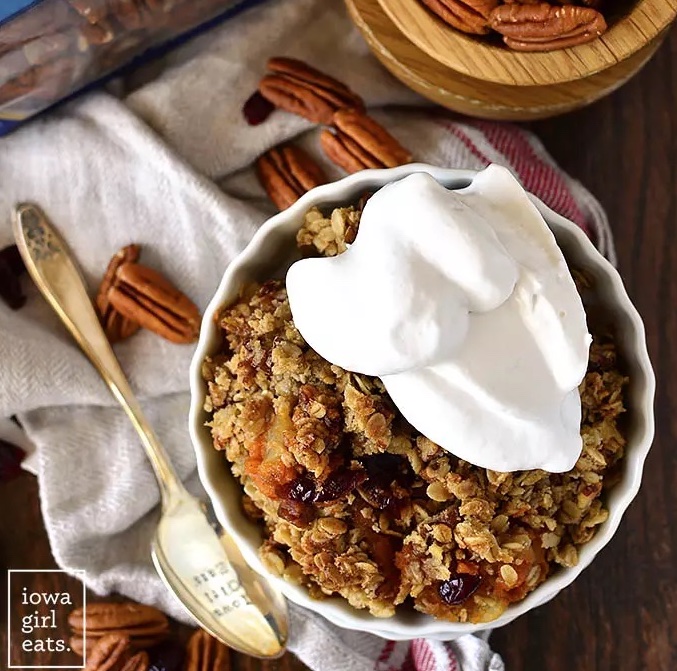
[12,203,183,503]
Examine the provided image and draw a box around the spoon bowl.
[151,494,287,658]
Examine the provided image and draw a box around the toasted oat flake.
[500,565,519,587]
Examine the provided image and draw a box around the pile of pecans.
[245,57,413,211]
[66,601,229,671]
[420,0,607,51]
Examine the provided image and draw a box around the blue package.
[0,0,268,136]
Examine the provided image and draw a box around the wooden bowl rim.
[378,0,677,85]
[347,0,665,119]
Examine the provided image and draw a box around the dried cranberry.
[362,453,413,487]
[438,575,482,605]
[358,454,413,509]
[242,91,275,126]
[278,499,314,527]
[0,244,26,311]
[0,439,25,483]
[358,482,393,510]
[147,640,184,671]
[3,245,25,276]
[314,468,367,503]
[288,474,316,503]
[287,466,367,506]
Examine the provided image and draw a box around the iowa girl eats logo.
[20,587,73,653]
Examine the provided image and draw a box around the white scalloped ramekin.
[188,165,655,640]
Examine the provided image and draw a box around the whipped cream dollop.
[286,165,591,472]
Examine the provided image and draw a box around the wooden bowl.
[346,0,673,119]
[378,0,677,86]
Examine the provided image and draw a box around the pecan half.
[108,263,201,344]
[321,110,412,173]
[84,633,132,671]
[184,630,231,671]
[96,245,141,343]
[256,145,327,210]
[258,57,364,124]
[69,602,169,657]
[420,0,498,34]
[321,130,369,173]
[489,3,606,50]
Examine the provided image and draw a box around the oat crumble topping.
[202,204,628,623]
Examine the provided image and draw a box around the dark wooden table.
[2,26,676,671]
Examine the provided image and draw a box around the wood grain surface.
[1,26,676,671]
[378,0,677,86]
[347,0,667,120]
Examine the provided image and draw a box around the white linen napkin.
[0,1,613,669]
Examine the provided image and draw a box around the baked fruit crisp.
[202,203,628,623]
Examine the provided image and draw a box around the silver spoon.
[13,203,288,659]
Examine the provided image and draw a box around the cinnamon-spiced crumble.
[202,205,628,623]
